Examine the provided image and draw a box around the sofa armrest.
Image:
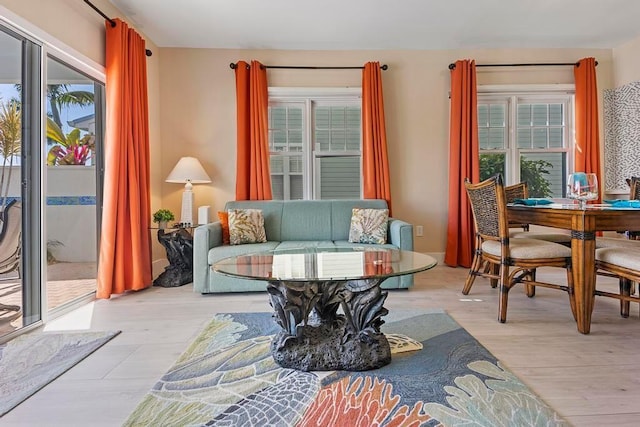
[388,218,414,251]
[193,222,223,292]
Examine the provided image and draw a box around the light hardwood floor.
[3,265,640,426]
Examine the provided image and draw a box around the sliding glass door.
[0,26,41,338]
[0,21,105,341]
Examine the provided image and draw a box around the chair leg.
[620,278,631,318]
[566,264,576,321]
[489,263,498,288]
[525,269,537,297]
[498,264,510,323]
[462,252,483,295]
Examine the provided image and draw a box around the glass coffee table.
[214,248,437,371]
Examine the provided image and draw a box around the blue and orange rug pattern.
[124,310,567,426]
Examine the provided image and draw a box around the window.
[268,88,361,200]
[478,91,573,197]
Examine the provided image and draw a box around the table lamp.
[166,157,211,226]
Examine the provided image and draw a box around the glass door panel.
[45,57,102,314]
[0,29,36,338]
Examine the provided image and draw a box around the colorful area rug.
[0,330,120,416]
[125,310,567,426]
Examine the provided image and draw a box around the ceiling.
[109,0,640,50]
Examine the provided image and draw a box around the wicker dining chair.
[595,247,640,317]
[627,177,640,240]
[593,177,640,309]
[463,174,575,323]
[597,177,640,247]
[625,176,640,190]
[488,181,571,294]
[505,181,571,245]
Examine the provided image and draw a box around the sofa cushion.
[228,209,267,245]
[348,208,389,244]
[281,201,333,241]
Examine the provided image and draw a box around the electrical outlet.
[416,225,424,236]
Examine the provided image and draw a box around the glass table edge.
[212,249,438,282]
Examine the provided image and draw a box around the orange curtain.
[97,19,152,298]
[234,60,272,200]
[574,57,601,201]
[362,62,392,214]
[444,60,479,268]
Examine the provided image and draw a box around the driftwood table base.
[267,278,390,371]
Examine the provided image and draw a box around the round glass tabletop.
[213,248,437,282]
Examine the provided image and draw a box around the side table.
[152,227,193,287]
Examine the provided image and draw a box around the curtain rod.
[448,61,598,70]
[83,0,152,57]
[229,63,388,70]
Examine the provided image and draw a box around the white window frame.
[478,85,575,192]
[268,87,362,200]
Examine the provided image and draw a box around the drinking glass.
[567,173,598,209]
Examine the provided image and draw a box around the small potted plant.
[153,209,175,229]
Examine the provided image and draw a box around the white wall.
[612,34,640,87]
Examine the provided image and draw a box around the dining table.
[507,202,640,334]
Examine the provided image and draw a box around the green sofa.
[193,199,414,293]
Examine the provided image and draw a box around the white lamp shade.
[166,157,211,184]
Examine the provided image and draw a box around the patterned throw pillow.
[217,211,230,245]
[228,209,267,245]
[348,208,389,244]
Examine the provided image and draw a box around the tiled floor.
[2,265,640,426]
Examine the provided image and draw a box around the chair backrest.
[0,200,22,272]
[504,181,529,202]
[465,174,509,240]
[504,182,530,231]
[629,177,640,201]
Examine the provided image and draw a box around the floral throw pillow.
[348,208,389,244]
[228,209,267,245]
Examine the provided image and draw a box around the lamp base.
[180,189,194,226]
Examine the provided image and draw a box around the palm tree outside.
[46,84,94,129]
[0,100,21,212]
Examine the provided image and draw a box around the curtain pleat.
[234,60,272,200]
[444,59,479,268]
[97,18,152,298]
[574,57,602,201]
[362,62,392,214]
